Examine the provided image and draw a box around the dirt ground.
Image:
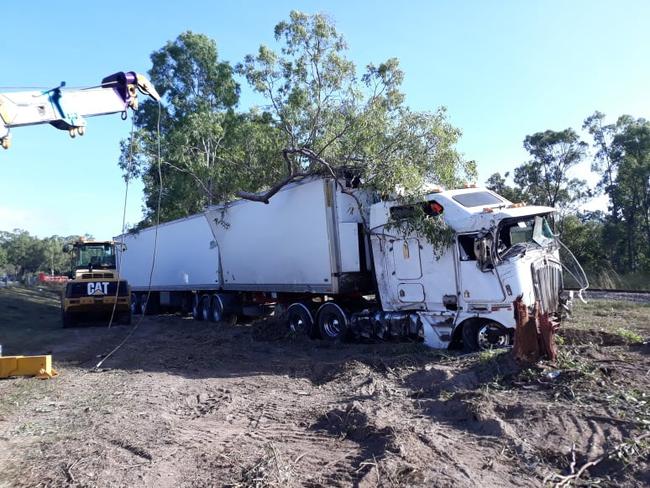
[0,287,649,487]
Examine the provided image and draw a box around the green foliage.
[582,113,650,273]
[482,115,649,287]
[0,230,77,277]
[237,11,475,198]
[515,129,589,212]
[383,202,455,257]
[123,13,474,251]
[614,328,643,344]
[235,11,474,247]
[121,31,286,226]
[485,171,526,203]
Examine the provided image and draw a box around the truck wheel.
[287,303,314,337]
[139,294,149,315]
[200,295,211,321]
[462,319,510,352]
[192,294,203,320]
[210,295,224,322]
[130,293,140,315]
[317,302,349,341]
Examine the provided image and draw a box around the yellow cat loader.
[61,240,131,327]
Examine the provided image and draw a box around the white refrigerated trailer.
[117,176,568,350]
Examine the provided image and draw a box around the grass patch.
[567,299,650,338]
[478,348,507,364]
[614,328,644,344]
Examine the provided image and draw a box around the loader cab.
[64,241,119,273]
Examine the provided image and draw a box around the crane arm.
[0,71,160,149]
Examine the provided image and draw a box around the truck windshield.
[497,215,555,258]
[75,244,116,269]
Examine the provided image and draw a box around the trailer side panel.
[116,214,220,291]
[206,179,337,293]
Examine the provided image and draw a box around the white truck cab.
[369,187,562,349]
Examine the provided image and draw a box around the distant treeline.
[485,113,650,290]
[0,231,89,278]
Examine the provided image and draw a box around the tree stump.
[512,296,558,363]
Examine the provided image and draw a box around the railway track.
[565,288,650,304]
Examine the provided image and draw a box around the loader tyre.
[119,311,132,326]
[61,309,75,328]
[462,319,510,352]
[286,303,314,337]
[317,302,349,341]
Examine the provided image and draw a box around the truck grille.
[531,258,563,314]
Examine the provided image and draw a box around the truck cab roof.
[424,187,555,232]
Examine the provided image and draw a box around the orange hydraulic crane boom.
[0,71,160,149]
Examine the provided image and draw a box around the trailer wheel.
[192,294,203,320]
[210,295,224,322]
[130,293,140,315]
[286,303,314,337]
[317,302,349,341]
[200,295,211,321]
[462,319,510,352]
[139,294,149,315]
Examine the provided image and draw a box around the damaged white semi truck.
[116,176,574,351]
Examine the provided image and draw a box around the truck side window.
[458,234,477,261]
[390,201,444,220]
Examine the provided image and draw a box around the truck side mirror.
[62,244,72,253]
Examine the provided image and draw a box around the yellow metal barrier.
[0,355,58,379]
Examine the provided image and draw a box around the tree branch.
[236,171,311,204]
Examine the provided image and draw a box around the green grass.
[614,328,644,344]
[567,299,650,337]
[0,286,63,355]
[478,348,506,364]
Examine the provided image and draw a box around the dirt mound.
[560,327,629,346]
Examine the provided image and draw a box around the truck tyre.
[130,293,140,315]
[317,302,349,341]
[200,294,211,321]
[286,303,314,337]
[192,294,203,320]
[210,295,224,322]
[462,319,511,352]
[139,293,149,315]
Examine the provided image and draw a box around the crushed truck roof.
[423,187,555,232]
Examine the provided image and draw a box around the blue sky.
[1,1,649,239]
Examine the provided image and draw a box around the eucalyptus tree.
[237,11,475,245]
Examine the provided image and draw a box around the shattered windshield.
[498,215,555,258]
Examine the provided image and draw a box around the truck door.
[390,238,425,303]
[457,234,505,302]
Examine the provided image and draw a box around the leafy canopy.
[237,11,476,199]
[120,32,286,226]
